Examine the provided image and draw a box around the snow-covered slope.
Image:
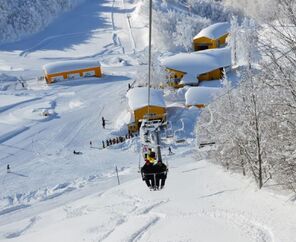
[0,0,295,241]
[1,151,296,241]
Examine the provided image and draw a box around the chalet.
[185,87,221,108]
[126,87,166,132]
[193,22,230,51]
[163,47,231,87]
[43,60,102,84]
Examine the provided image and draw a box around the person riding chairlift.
[141,157,155,189]
[147,148,157,164]
[141,153,168,190]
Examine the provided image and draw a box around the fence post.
[115,166,120,185]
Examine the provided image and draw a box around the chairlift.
[139,0,168,190]
[140,120,168,190]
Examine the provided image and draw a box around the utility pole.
[155,128,162,163]
[147,0,152,113]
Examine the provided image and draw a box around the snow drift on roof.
[126,87,166,111]
[180,73,199,85]
[193,22,230,40]
[163,47,231,77]
[43,60,101,74]
[185,87,222,106]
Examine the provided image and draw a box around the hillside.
[0,0,296,241]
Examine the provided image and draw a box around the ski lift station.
[126,87,166,132]
[163,47,231,87]
[185,86,222,108]
[43,60,102,84]
[193,22,230,51]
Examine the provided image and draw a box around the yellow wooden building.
[163,47,231,88]
[126,87,166,132]
[193,22,230,51]
[166,68,186,88]
[43,60,102,84]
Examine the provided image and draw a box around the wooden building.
[193,22,230,51]
[163,47,231,88]
[126,87,166,132]
[43,60,102,84]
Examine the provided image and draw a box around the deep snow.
[0,0,296,241]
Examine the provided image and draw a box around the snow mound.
[193,22,230,40]
[185,87,222,106]
[0,74,19,91]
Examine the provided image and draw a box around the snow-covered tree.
[134,50,167,88]
[236,18,260,68]
[197,0,296,192]
[229,16,239,66]
[0,0,85,44]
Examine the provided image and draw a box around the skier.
[102,140,105,148]
[102,117,106,129]
[7,164,10,173]
[168,146,173,155]
[90,141,92,148]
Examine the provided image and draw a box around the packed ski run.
[0,0,296,241]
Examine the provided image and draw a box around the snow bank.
[0,74,19,91]
[126,87,166,111]
[193,22,230,40]
[185,87,222,106]
[0,100,56,125]
[162,47,231,77]
[43,60,101,74]
[180,73,199,86]
[0,125,29,143]
[0,95,34,112]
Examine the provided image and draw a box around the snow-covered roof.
[126,87,166,111]
[185,87,222,106]
[163,47,231,77]
[43,60,101,74]
[193,22,230,40]
[180,73,199,85]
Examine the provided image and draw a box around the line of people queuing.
[102,133,137,148]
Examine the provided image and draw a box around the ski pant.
[156,173,166,188]
[144,174,155,188]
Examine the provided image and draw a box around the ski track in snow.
[112,0,134,55]
[100,190,168,242]
[0,204,31,216]
[0,1,295,241]
[198,209,274,242]
[0,97,42,114]
[19,29,109,57]
[4,216,37,239]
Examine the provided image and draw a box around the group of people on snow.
[141,148,168,190]
[102,133,136,148]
